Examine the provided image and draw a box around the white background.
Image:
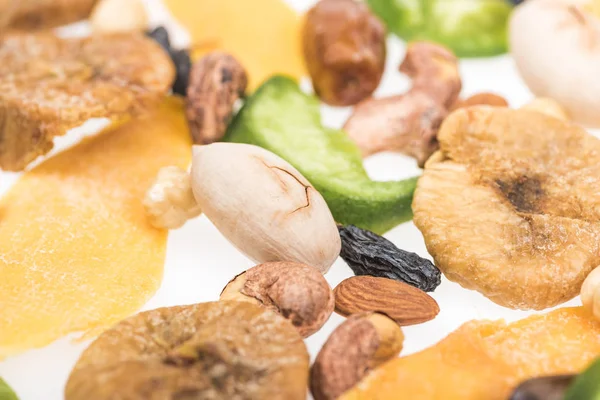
[0,1,589,399]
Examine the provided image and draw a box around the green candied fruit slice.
[0,378,18,400]
[224,75,417,234]
[366,0,513,58]
[564,357,600,400]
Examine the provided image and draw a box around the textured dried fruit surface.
[66,301,309,400]
[339,225,441,291]
[0,99,191,359]
[1,0,98,31]
[334,276,439,325]
[0,32,175,171]
[164,0,305,90]
[220,262,335,337]
[413,106,600,309]
[341,307,600,400]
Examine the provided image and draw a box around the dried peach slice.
[65,301,310,400]
[341,307,600,400]
[413,106,600,309]
[0,98,191,358]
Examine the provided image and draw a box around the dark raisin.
[509,375,574,400]
[146,26,172,52]
[338,225,441,292]
[170,49,192,96]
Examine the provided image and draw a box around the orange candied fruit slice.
[341,307,600,400]
[0,98,191,358]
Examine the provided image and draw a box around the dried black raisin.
[170,49,192,96]
[146,26,171,52]
[338,225,441,292]
[509,375,574,400]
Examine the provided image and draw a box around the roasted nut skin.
[220,262,335,337]
[310,312,403,400]
[303,0,386,106]
[186,52,248,144]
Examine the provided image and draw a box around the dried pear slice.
[413,107,600,309]
[341,307,600,400]
[0,32,175,171]
[65,301,310,400]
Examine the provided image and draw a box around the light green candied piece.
[224,75,417,234]
[564,357,600,400]
[0,378,18,400]
[366,0,513,58]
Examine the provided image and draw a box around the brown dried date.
[338,225,441,292]
[302,0,386,106]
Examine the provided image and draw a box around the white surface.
[0,1,590,399]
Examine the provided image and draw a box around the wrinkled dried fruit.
[0,378,18,400]
[341,307,600,400]
[510,375,574,400]
[66,301,309,400]
[0,32,175,171]
[413,106,600,309]
[311,312,403,400]
[186,52,248,144]
[220,262,335,337]
[303,0,386,106]
[334,276,439,325]
[1,0,98,31]
[338,225,441,292]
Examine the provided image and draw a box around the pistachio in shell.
[65,301,309,400]
[220,262,335,337]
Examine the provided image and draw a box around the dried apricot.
[413,107,600,309]
[341,307,600,400]
[66,301,309,400]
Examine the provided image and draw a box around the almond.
[333,275,439,325]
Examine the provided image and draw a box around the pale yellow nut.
[521,97,570,121]
[144,166,202,229]
[581,266,600,320]
[90,0,148,34]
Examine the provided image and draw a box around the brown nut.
[310,312,404,400]
[303,0,386,106]
[66,301,309,400]
[186,51,248,144]
[343,41,461,166]
[334,276,440,326]
[220,261,335,337]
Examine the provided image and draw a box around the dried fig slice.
[65,301,309,400]
[413,106,600,310]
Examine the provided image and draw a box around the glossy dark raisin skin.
[146,26,171,52]
[338,225,441,292]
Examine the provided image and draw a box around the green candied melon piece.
[366,0,513,58]
[224,75,417,234]
[564,357,600,400]
[0,378,18,400]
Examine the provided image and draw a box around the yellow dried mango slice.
[0,98,191,359]
[164,0,306,90]
[341,307,600,400]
